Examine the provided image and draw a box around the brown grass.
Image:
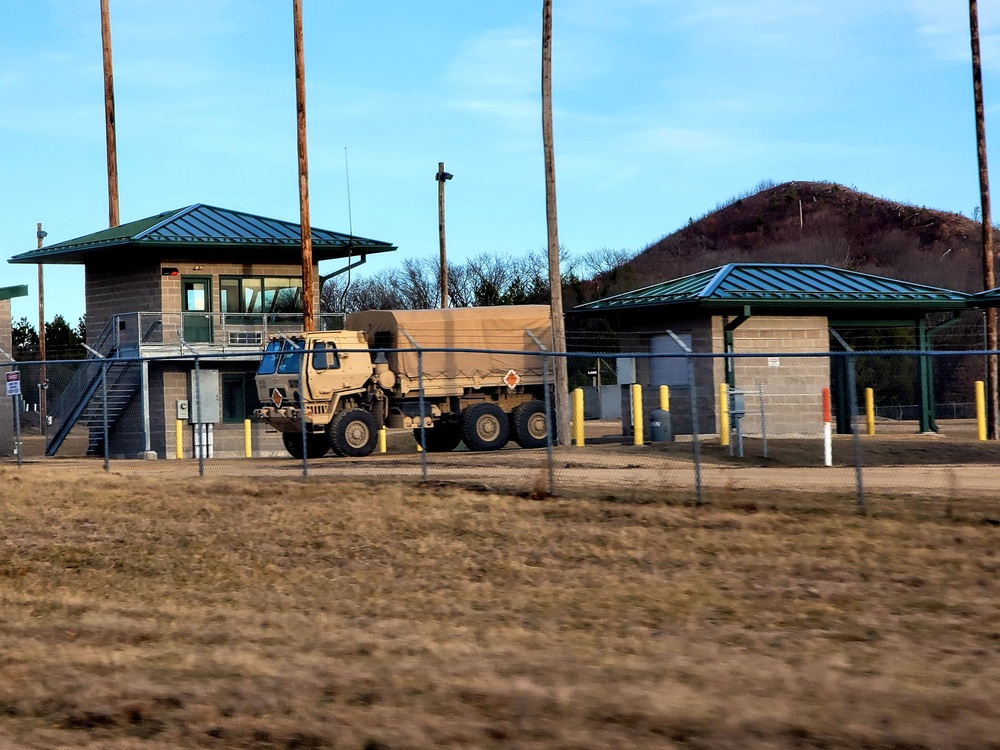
[0,465,999,748]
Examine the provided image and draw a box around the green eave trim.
[0,284,29,301]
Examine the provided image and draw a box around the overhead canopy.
[573,263,971,319]
[8,204,396,265]
[0,285,28,301]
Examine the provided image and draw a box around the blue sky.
[1,0,998,326]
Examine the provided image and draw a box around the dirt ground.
[0,454,999,748]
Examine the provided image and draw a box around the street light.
[436,163,453,308]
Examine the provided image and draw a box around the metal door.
[181,277,213,343]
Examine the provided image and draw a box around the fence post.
[14,391,21,469]
[847,353,865,513]
[572,387,585,446]
[689,354,703,506]
[542,350,554,494]
[759,382,767,459]
[417,348,427,481]
[976,380,987,441]
[101,360,110,472]
[865,387,875,435]
[718,382,729,446]
[194,354,205,477]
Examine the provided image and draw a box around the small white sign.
[767,357,780,368]
[5,371,21,396]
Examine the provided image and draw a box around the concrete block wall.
[722,315,830,437]
[86,261,162,347]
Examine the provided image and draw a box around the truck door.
[307,340,341,400]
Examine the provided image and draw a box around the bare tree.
[542,0,571,446]
[970,0,997,438]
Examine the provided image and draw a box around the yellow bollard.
[631,383,643,446]
[659,385,670,412]
[865,388,875,435]
[378,426,387,453]
[976,380,987,441]
[572,387,585,446]
[719,383,729,446]
[175,418,183,459]
[244,418,253,457]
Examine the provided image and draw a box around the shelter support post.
[722,306,751,389]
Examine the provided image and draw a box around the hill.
[624,181,996,294]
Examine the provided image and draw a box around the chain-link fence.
[3,345,999,509]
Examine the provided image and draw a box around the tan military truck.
[254,305,554,458]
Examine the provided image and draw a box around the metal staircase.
[45,318,143,457]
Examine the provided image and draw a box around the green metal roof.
[0,284,28,301]
[575,263,970,314]
[971,287,1000,305]
[8,204,396,265]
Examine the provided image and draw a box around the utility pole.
[37,223,47,439]
[542,0,570,446]
[99,0,119,227]
[436,162,453,308]
[293,0,314,332]
[971,0,997,438]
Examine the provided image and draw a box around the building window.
[222,373,259,423]
[220,276,303,315]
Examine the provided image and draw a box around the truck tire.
[510,400,551,449]
[282,432,330,459]
[415,424,463,452]
[461,403,509,451]
[329,409,379,457]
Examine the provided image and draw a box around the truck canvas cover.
[346,306,553,396]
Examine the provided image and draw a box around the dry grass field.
[1,461,999,749]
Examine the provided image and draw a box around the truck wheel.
[329,410,379,457]
[461,403,509,451]
[282,432,330,459]
[510,400,551,449]
[415,424,462,452]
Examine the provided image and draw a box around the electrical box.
[616,357,636,385]
[188,370,221,424]
[729,389,746,418]
[175,400,189,420]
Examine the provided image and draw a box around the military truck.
[254,305,554,458]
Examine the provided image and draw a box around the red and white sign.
[503,369,521,390]
[5,371,20,397]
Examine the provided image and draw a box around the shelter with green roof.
[573,263,971,437]
[7,204,396,459]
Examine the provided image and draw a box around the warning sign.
[271,388,283,408]
[5,371,20,397]
[503,369,521,390]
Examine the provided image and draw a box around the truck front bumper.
[255,406,309,433]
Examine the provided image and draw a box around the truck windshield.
[276,340,304,375]
[257,341,283,375]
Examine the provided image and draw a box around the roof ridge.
[132,205,200,240]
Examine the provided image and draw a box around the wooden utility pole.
[542,0,571,446]
[971,0,997,438]
[293,0,315,331]
[37,223,47,438]
[436,162,453,308]
[99,0,119,227]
